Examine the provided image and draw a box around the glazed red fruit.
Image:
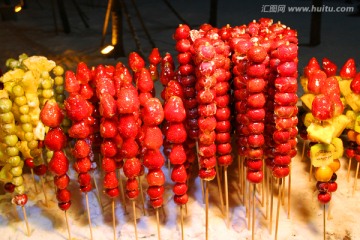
[76,62,91,84]
[149,48,162,65]
[247,45,267,63]
[128,52,145,72]
[174,24,190,40]
[126,178,139,191]
[73,139,91,159]
[166,123,187,144]
[150,197,164,208]
[80,184,92,192]
[106,188,120,198]
[147,186,164,199]
[146,169,165,186]
[34,164,48,176]
[116,86,140,114]
[322,58,337,77]
[24,158,35,168]
[327,182,337,192]
[137,68,154,93]
[101,140,117,157]
[56,189,71,203]
[173,183,188,195]
[118,114,139,139]
[123,158,142,179]
[143,149,165,169]
[168,144,187,165]
[68,120,92,139]
[317,192,331,204]
[141,98,165,126]
[304,57,320,78]
[272,165,290,178]
[4,182,15,193]
[103,172,119,189]
[54,174,70,189]
[199,167,216,181]
[99,93,117,118]
[119,138,139,159]
[65,94,92,122]
[247,170,263,183]
[100,118,118,138]
[58,201,71,211]
[340,58,356,80]
[164,96,186,123]
[174,194,188,205]
[218,154,232,166]
[171,165,187,183]
[312,94,333,121]
[40,100,64,128]
[143,126,163,150]
[65,71,80,93]
[350,72,360,94]
[102,157,117,173]
[12,194,28,206]
[49,151,69,176]
[307,69,326,94]
[73,157,92,173]
[200,156,217,169]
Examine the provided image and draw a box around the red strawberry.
[322,58,337,77]
[56,189,71,203]
[40,100,64,128]
[119,138,139,158]
[65,71,80,93]
[146,168,165,186]
[307,69,326,94]
[350,72,360,94]
[141,98,164,126]
[101,139,117,157]
[54,174,70,189]
[100,118,118,138]
[340,58,356,79]
[80,184,92,193]
[126,178,139,191]
[49,151,69,176]
[160,54,175,86]
[166,123,187,144]
[139,92,153,107]
[116,85,140,114]
[148,48,162,65]
[78,172,92,186]
[171,165,187,183]
[143,149,165,170]
[161,80,184,101]
[103,172,119,189]
[65,94,92,122]
[76,62,91,84]
[72,139,91,159]
[312,94,334,121]
[174,194,188,205]
[137,68,154,93]
[129,52,145,72]
[113,134,123,148]
[99,93,117,118]
[173,183,187,196]
[123,157,142,179]
[321,76,341,99]
[106,187,120,198]
[164,96,186,123]
[102,157,117,173]
[118,114,139,139]
[147,186,164,199]
[143,126,163,150]
[96,77,116,99]
[12,194,28,206]
[168,144,186,165]
[304,57,320,78]
[79,83,94,100]
[24,158,35,169]
[44,127,67,151]
[68,120,92,139]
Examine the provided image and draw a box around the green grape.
[0,98,13,113]
[24,132,34,141]
[2,123,16,134]
[27,140,38,150]
[55,85,64,94]
[54,76,64,85]
[6,146,19,156]
[53,66,64,76]
[15,185,25,194]
[56,94,65,103]
[12,85,25,97]
[18,53,28,62]
[10,166,23,177]
[19,105,29,115]
[21,123,33,132]
[14,96,27,106]
[0,112,14,124]
[41,79,53,89]
[4,134,18,147]
[46,150,54,159]
[12,176,24,186]
[20,114,31,123]
[5,58,19,69]
[42,89,54,99]
[8,156,21,166]
[41,71,50,79]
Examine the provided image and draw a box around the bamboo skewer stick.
[275,178,283,240]
[301,140,306,162]
[117,169,127,213]
[224,167,230,228]
[138,176,146,216]
[196,141,205,204]
[353,162,360,196]
[112,199,116,240]
[347,158,353,182]
[22,206,31,237]
[132,200,138,240]
[269,176,274,234]
[40,176,48,207]
[92,173,104,212]
[309,164,313,182]
[247,181,251,230]
[323,204,326,240]
[215,163,225,216]
[156,208,161,240]
[64,210,71,240]
[205,181,209,240]
[288,166,292,219]
[85,193,93,240]
[251,184,256,240]
[180,205,184,240]
[265,167,269,220]
[327,198,333,220]
[30,169,39,193]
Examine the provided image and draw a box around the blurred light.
[101,45,114,55]
[14,4,22,13]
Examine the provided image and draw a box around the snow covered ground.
[1,0,360,239]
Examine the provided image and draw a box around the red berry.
[73,139,91,159]
[65,94,92,122]
[106,187,120,198]
[24,158,35,169]
[54,174,70,189]
[73,157,92,173]
[101,139,117,158]
[103,172,119,189]
[171,165,187,183]
[102,157,117,173]
[65,71,80,93]
[137,68,154,93]
[340,58,356,80]
[68,120,92,139]
[56,189,71,203]
[12,194,28,206]
[166,123,187,144]
[4,182,15,193]
[119,138,139,159]
[118,114,139,139]
[146,169,165,186]
[247,170,264,183]
[123,158,142,179]
[100,118,118,138]
[164,96,186,123]
[49,151,69,176]
[147,186,164,199]
[116,86,140,114]
[247,45,267,63]
[143,149,165,170]
[34,164,48,176]
[312,94,333,121]
[128,52,145,72]
[174,193,188,205]
[40,100,64,128]
[317,192,331,204]
[141,98,165,126]
[58,201,71,211]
